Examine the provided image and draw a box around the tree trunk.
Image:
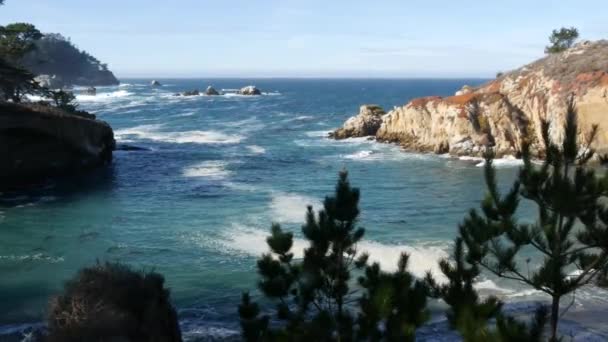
[550,296,560,341]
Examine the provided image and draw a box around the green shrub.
[47,262,182,342]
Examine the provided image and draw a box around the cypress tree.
[459,99,608,341]
[238,171,429,341]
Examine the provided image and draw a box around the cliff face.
[334,40,608,157]
[0,103,115,189]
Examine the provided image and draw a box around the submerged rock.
[150,80,162,86]
[238,85,261,95]
[0,102,115,189]
[205,85,220,96]
[330,105,386,139]
[335,40,608,158]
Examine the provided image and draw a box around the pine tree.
[459,99,608,341]
[427,237,549,342]
[425,238,502,341]
[238,171,429,341]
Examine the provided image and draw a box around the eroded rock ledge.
[0,102,115,189]
[332,40,608,157]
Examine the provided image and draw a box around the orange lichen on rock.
[600,73,608,86]
[445,93,477,106]
[408,96,442,108]
[485,81,501,93]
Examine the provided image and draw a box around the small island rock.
[151,80,162,86]
[238,85,261,95]
[205,86,220,96]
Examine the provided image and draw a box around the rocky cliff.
[0,103,115,189]
[333,40,608,157]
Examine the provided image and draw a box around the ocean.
[1,79,607,340]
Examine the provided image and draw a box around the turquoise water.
[4,79,600,339]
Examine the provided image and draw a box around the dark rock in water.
[46,263,182,342]
[204,85,220,96]
[182,89,200,96]
[83,86,96,95]
[0,102,115,190]
[330,104,385,139]
[151,80,162,86]
[238,85,261,95]
[116,144,150,151]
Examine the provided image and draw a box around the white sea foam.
[114,124,244,144]
[183,161,232,179]
[246,145,266,154]
[217,225,448,279]
[0,253,64,263]
[76,90,132,102]
[475,155,524,168]
[269,192,322,223]
[305,130,332,138]
[343,150,375,160]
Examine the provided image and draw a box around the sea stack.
[151,80,162,86]
[332,40,608,158]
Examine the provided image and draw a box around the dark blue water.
[6,79,599,340]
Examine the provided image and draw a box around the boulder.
[330,105,386,139]
[150,80,162,86]
[205,86,220,96]
[182,89,200,96]
[238,85,261,95]
[0,102,115,189]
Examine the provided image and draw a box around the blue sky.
[1,0,607,78]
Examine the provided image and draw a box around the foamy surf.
[246,145,266,154]
[114,124,244,144]
[76,90,132,102]
[269,192,323,223]
[216,225,449,280]
[183,161,232,179]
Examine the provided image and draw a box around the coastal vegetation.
[47,263,181,342]
[545,27,580,54]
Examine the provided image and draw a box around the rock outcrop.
[182,89,200,96]
[238,85,261,95]
[330,105,385,139]
[0,103,115,189]
[332,40,608,157]
[151,80,162,86]
[205,86,220,96]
